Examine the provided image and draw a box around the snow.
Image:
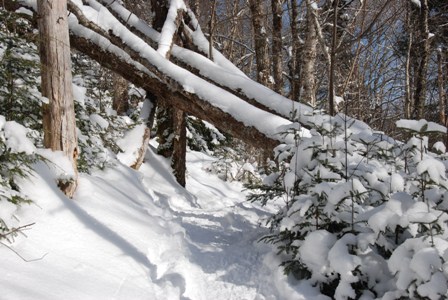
[299,230,336,282]
[65,0,298,144]
[416,157,447,185]
[328,234,361,300]
[396,119,447,134]
[139,99,154,121]
[5,1,448,298]
[334,95,344,105]
[433,141,446,153]
[116,124,146,166]
[157,0,186,57]
[390,173,405,192]
[2,119,36,155]
[1,145,319,299]
[409,247,442,282]
[72,81,87,105]
[410,0,421,8]
[389,238,448,299]
[37,148,77,180]
[89,113,109,129]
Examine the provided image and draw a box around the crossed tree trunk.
[2,0,309,185]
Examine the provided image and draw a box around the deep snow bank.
[1,146,326,300]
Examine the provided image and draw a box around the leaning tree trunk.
[1,0,286,153]
[38,0,78,198]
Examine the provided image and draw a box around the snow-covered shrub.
[210,141,263,184]
[72,55,141,172]
[0,116,36,241]
[250,114,448,299]
[0,11,40,241]
[187,116,227,153]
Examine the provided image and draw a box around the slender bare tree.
[409,0,430,119]
[301,1,318,107]
[271,0,284,94]
[249,0,272,87]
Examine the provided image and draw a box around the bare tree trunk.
[38,0,78,198]
[151,0,188,186]
[439,49,446,126]
[328,0,339,116]
[271,0,284,94]
[412,0,430,119]
[404,2,413,119]
[1,0,284,153]
[302,1,318,108]
[172,108,187,187]
[249,0,272,87]
[112,73,129,115]
[151,0,173,157]
[209,0,217,61]
[289,0,302,101]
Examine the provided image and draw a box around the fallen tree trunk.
[96,0,313,122]
[69,32,280,151]
[2,0,295,152]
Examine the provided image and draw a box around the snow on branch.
[64,1,296,144]
[157,0,186,57]
[410,0,421,8]
[95,0,314,124]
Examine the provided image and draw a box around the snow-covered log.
[1,0,302,151]
[96,0,314,122]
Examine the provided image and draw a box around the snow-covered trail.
[1,146,325,300]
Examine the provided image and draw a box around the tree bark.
[411,0,430,119]
[438,50,446,126]
[171,108,187,187]
[38,0,78,198]
[209,0,217,61]
[249,0,272,87]
[302,1,318,108]
[328,0,339,116]
[404,2,413,120]
[3,0,283,153]
[112,73,129,115]
[271,0,284,94]
[151,0,174,156]
[152,0,188,186]
[289,0,302,101]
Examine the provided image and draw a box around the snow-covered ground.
[1,145,326,300]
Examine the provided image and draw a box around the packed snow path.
[1,146,325,300]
